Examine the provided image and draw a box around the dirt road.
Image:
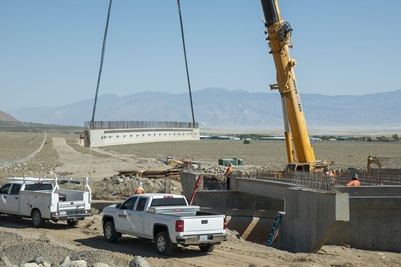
[52,137,166,180]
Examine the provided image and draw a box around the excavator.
[367,156,383,172]
[260,0,329,172]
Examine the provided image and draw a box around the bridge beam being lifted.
[83,121,200,148]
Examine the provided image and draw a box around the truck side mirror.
[116,203,122,209]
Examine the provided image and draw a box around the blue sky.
[1,1,401,111]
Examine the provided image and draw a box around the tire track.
[0,132,47,166]
[53,137,135,179]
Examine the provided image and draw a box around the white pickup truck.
[0,176,92,227]
[102,193,227,255]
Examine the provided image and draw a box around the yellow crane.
[260,0,328,172]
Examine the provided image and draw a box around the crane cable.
[177,0,196,127]
[88,0,112,182]
[90,0,113,129]
[90,0,195,128]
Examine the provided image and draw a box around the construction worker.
[322,166,335,190]
[346,174,361,187]
[135,182,144,194]
[224,163,233,190]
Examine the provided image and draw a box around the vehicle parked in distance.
[0,176,92,227]
[102,193,227,255]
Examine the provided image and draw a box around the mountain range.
[0,110,19,123]
[4,88,401,130]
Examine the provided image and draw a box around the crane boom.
[261,0,320,170]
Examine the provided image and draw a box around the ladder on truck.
[267,212,284,246]
[5,175,91,194]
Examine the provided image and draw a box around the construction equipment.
[183,160,201,170]
[366,156,401,185]
[117,169,180,178]
[166,157,184,168]
[367,155,383,172]
[260,0,328,172]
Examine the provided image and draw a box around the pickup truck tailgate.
[174,214,227,245]
[182,215,225,233]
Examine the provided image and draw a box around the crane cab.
[286,163,311,172]
[286,161,331,173]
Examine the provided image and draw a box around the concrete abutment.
[180,172,401,253]
[280,189,349,252]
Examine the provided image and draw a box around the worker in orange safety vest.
[322,166,335,190]
[346,174,361,187]
[224,163,233,190]
[135,182,144,194]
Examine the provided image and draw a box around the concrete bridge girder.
[84,127,200,148]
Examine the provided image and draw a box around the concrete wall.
[84,128,200,147]
[193,191,284,218]
[180,172,284,217]
[181,172,351,252]
[194,191,285,244]
[180,172,285,244]
[180,173,401,253]
[327,186,401,252]
[230,177,289,199]
[180,171,204,201]
[280,189,349,253]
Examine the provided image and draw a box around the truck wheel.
[32,210,45,228]
[103,221,118,243]
[67,219,79,227]
[199,243,216,253]
[155,231,173,256]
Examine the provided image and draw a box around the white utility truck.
[102,193,227,255]
[0,176,92,227]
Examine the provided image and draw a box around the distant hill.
[0,110,19,122]
[7,88,401,129]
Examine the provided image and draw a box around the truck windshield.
[25,184,53,191]
[151,198,187,207]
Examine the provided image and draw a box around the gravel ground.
[1,214,401,267]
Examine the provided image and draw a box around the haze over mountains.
[3,88,401,131]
